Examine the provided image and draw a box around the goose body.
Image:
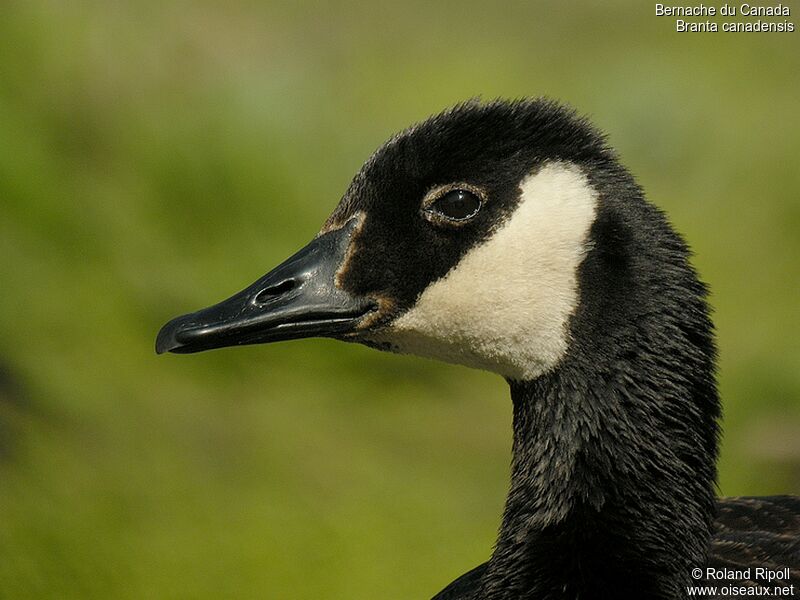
[157,99,799,599]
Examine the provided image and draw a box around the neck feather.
[480,194,721,599]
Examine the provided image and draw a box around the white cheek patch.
[368,162,598,381]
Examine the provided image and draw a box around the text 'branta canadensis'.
[156,99,800,599]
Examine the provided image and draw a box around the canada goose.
[156,99,799,599]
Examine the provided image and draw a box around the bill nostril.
[253,279,297,305]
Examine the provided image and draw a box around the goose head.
[156,99,615,383]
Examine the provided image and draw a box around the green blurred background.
[1,1,798,598]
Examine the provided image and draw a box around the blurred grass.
[1,1,798,598]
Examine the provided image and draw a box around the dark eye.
[428,189,482,222]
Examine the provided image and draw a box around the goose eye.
[428,189,482,222]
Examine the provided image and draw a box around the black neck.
[482,370,716,599]
[479,196,721,599]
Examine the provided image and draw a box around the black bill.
[155,219,375,354]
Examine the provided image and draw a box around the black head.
[156,99,634,380]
